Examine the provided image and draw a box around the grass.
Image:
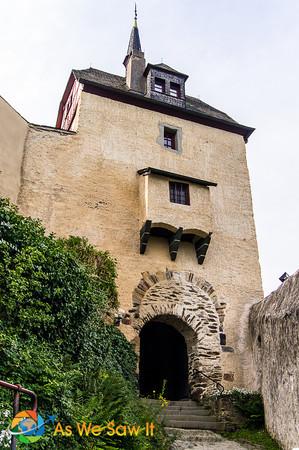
[221,428,282,450]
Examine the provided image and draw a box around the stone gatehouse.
[130,270,224,400]
[0,9,263,399]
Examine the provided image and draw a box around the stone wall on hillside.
[249,270,299,450]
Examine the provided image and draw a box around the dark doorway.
[139,320,189,400]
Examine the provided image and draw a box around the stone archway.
[130,270,226,398]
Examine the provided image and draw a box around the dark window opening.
[164,128,177,149]
[170,82,181,98]
[220,332,226,346]
[154,77,166,93]
[169,182,190,205]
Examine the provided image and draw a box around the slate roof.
[126,23,142,55]
[73,67,238,125]
[144,63,189,80]
[154,63,179,72]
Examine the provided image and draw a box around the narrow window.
[170,82,181,98]
[154,78,166,93]
[169,182,190,205]
[164,128,177,150]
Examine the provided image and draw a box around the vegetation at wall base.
[0,198,171,449]
[216,388,265,428]
[217,388,281,450]
[221,429,282,450]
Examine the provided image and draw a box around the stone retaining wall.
[249,270,299,450]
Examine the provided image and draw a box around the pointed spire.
[126,4,142,58]
[123,5,145,93]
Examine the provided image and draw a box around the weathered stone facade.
[0,14,263,399]
[249,271,299,450]
[1,89,263,396]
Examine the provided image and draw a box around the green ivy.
[0,199,170,449]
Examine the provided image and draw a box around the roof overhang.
[144,63,189,80]
[78,77,254,142]
[137,167,217,187]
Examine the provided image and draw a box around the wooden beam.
[137,167,217,187]
[140,220,152,254]
[194,232,212,264]
[169,227,183,261]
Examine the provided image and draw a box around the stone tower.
[0,8,263,400]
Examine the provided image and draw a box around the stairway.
[147,399,225,431]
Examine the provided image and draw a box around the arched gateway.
[129,270,226,399]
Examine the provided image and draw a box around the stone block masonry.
[15,91,263,391]
[249,270,299,450]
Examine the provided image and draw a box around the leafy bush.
[221,388,265,428]
[0,199,170,449]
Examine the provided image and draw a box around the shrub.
[221,388,265,428]
[0,199,170,449]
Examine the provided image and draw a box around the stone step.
[163,403,209,408]
[161,414,218,422]
[162,419,226,431]
[146,399,200,406]
[147,401,206,409]
[163,405,210,411]
[165,427,224,443]
[161,408,211,416]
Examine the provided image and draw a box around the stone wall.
[129,270,224,397]
[0,96,28,203]
[17,90,263,388]
[249,270,299,450]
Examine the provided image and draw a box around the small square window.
[170,82,181,98]
[169,182,190,205]
[154,78,166,93]
[164,128,177,150]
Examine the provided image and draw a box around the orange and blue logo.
[10,410,56,444]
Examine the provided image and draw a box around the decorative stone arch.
[130,270,226,398]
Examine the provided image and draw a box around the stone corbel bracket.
[139,220,212,264]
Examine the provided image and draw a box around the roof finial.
[134,3,138,27]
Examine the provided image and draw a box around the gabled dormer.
[144,63,188,108]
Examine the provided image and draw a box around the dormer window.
[154,78,166,94]
[170,82,181,98]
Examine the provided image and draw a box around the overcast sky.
[1,0,298,295]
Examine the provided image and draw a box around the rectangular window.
[169,182,190,205]
[164,128,177,150]
[170,82,181,98]
[154,78,166,93]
